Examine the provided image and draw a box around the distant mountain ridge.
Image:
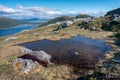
[0,17,23,29]
[40,16,73,26]
[20,18,49,22]
[75,14,91,19]
[40,14,91,27]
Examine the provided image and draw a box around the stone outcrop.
[13,47,52,74]
[13,58,39,74]
[19,47,33,54]
[53,21,73,31]
[31,50,52,64]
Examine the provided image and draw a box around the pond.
[18,35,110,68]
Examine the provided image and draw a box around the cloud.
[27,6,62,15]
[0,4,106,19]
[0,5,15,14]
[80,10,106,16]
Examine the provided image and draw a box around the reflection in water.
[18,35,110,68]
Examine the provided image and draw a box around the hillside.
[0,8,120,80]
[40,16,73,27]
[105,8,120,16]
[75,14,91,19]
[20,18,49,23]
[0,17,23,29]
[0,19,114,80]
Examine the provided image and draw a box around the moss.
[10,55,17,61]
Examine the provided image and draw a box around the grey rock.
[19,47,33,54]
[31,50,52,64]
[12,58,24,64]
[13,48,52,74]
[22,59,38,74]
[4,37,18,43]
[13,58,39,74]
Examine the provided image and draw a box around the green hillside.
[40,16,73,27]
[75,14,91,19]
[0,17,23,29]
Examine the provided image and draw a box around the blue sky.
[0,0,120,19]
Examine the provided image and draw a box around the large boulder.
[31,50,52,64]
[63,20,73,26]
[53,22,71,31]
[13,48,52,74]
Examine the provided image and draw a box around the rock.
[53,22,69,31]
[89,26,96,31]
[12,58,24,64]
[63,20,73,26]
[13,49,52,74]
[34,33,39,37]
[22,59,38,74]
[31,50,52,64]
[52,31,58,35]
[13,58,39,74]
[19,47,33,54]
[74,52,79,55]
[4,36,18,43]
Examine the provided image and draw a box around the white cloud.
[0,4,106,19]
[0,5,15,14]
[80,10,106,16]
[16,4,24,10]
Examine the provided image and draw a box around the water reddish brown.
[18,35,110,68]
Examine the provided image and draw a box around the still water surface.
[18,35,110,68]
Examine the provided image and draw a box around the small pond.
[18,35,110,68]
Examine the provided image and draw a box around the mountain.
[20,18,49,22]
[75,14,91,19]
[40,16,73,26]
[0,17,23,29]
[105,8,120,16]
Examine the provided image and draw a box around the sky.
[0,0,120,19]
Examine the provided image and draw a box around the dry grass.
[0,22,115,80]
[0,63,78,80]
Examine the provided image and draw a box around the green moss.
[10,55,17,61]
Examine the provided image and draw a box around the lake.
[0,18,48,36]
[0,24,38,36]
[18,35,110,68]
